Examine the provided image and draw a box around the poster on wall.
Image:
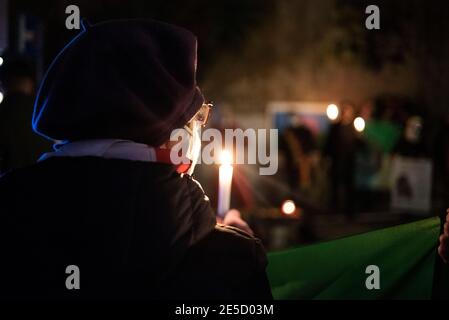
[267,101,331,146]
[391,156,433,214]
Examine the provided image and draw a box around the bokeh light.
[326,104,339,121]
[353,117,365,132]
[281,200,296,215]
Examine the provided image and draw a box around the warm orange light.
[281,200,296,215]
[219,150,232,165]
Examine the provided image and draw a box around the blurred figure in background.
[324,101,358,219]
[0,58,52,173]
[280,114,318,193]
[393,115,428,158]
[432,113,449,211]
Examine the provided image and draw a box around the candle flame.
[282,200,296,215]
[219,150,232,165]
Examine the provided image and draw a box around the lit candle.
[217,150,233,218]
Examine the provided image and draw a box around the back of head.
[33,19,204,146]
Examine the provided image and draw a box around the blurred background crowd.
[2,0,449,250]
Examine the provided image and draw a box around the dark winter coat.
[0,93,52,172]
[0,157,272,300]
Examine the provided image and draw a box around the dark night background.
[2,0,449,248]
[6,0,449,115]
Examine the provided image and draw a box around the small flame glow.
[281,200,296,215]
[219,150,232,166]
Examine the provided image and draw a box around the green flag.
[364,120,402,153]
[267,217,441,299]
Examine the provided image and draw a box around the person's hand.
[438,209,449,264]
[218,209,254,236]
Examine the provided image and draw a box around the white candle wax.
[218,163,233,218]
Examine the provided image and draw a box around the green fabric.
[267,217,440,299]
[363,120,401,153]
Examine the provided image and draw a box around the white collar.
[39,139,157,162]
